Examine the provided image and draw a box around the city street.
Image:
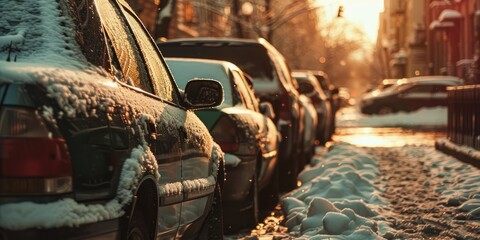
[230,107,480,239]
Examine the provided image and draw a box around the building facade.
[378,0,479,83]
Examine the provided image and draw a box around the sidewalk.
[435,138,480,168]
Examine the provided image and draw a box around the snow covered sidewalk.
[279,142,480,239]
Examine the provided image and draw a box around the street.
[229,121,480,239]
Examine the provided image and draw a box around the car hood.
[361,85,398,101]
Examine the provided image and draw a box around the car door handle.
[146,120,157,141]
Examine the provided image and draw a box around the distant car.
[158,38,306,192]
[0,0,224,239]
[308,70,338,140]
[165,57,280,233]
[360,76,464,115]
[366,78,402,93]
[293,71,332,146]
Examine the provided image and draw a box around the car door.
[231,70,278,186]
[95,1,184,238]
[116,2,217,238]
[431,84,449,107]
[398,84,434,111]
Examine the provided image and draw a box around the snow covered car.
[165,57,280,233]
[360,76,464,115]
[0,0,224,239]
[157,38,306,192]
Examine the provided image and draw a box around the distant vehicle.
[158,38,306,191]
[307,70,339,140]
[360,76,464,115]
[165,57,280,233]
[0,0,225,239]
[366,78,401,93]
[292,71,332,146]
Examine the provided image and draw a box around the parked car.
[0,0,225,239]
[158,38,306,192]
[292,71,331,146]
[164,57,280,233]
[365,78,402,93]
[295,85,319,165]
[308,70,338,140]
[360,76,464,115]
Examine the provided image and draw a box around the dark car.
[0,0,224,239]
[360,76,464,115]
[308,70,338,141]
[158,38,305,191]
[292,71,332,146]
[165,57,280,233]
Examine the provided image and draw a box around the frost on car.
[0,0,224,239]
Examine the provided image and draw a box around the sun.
[316,0,384,43]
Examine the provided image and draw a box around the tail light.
[210,116,239,152]
[0,107,72,195]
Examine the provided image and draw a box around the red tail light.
[210,116,239,152]
[0,107,72,195]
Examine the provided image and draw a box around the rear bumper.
[223,154,256,203]
[0,218,119,240]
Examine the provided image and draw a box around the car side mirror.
[259,101,275,120]
[183,79,224,110]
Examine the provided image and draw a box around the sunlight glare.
[316,0,384,42]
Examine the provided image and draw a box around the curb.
[435,138,480,168]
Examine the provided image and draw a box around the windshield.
[158,43,275,82]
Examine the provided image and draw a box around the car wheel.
[224,171,258,234]
[377,106,394,115]
[259,162,279,214]
[127,208,149,240]
[199,182,224,239]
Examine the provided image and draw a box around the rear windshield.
[158,43,274,82]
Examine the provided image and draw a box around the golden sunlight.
[317,0,384,42]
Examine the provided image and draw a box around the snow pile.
[281,143,392,239]
[337,106,447,128]
[421,147,480,218]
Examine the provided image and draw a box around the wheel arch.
[123,175,159,240]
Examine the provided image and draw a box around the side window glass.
[122,9,178,103]
[232,71,256,110]
[70,0,109,69]
[95,0,153,93]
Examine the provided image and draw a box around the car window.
[232,70,256,111]
[121,7,178,103]
[69,0,109,69]
[95,0,153,93]
[157,43,275,82]
[402,84,433,94]
[432,85,447,93]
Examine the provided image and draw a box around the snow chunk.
[281,142,390,239]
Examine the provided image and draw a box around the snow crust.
[281,141,480,239]
[336,106,447,128]
[281,143,391,239]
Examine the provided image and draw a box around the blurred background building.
[377,0,479,83]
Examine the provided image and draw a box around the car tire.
[259,162,279,214]
[127,208,149,240]
[377,106,394,115]
[199,182,224,239]
[224,171,258,234]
